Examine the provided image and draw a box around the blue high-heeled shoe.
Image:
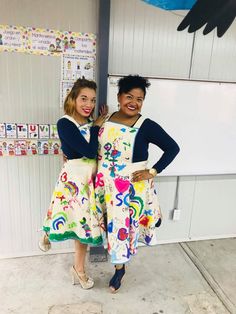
[109,264,125,293]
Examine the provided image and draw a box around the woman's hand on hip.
[131,169,155,182]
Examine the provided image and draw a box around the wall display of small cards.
[60,54,96,107]
[61,54,95,81]
[0,24,96,157]
[60,81,75,108]
[0,24,96,57]
[0,122,61,157]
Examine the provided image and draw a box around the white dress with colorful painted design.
[43,115,105,245]
[95,116,162,264]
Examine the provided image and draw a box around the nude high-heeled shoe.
[70,266,94,289]
[38,234,51,252]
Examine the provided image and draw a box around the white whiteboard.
[107,76,236,176]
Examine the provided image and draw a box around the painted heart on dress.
[118,228,129,241]
[114,177,130,193]
[139,214,149,227]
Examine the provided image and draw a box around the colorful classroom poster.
[6,123,17,138]
[60,81,74,107]
[15,140,28,156]
[27,28,96,57]
[0,123,62,157]
[0,25,96,57]
[0,141,7,156]
[62,54,95,80]
[6,140,15,156]
[28,124,39,138]
[17,124,28,138]
[0,141,8,156]
[27,27,63,56]
[50,125,59,139]
[0,25,27,53]
[27,140,38,155]
[63,32,96,55]
[49,140,61,155]
[38,140,49,155]
[0,123,6,138]
[39,124,50,139]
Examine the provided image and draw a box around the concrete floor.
[0,238,236,314]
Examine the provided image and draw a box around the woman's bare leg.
[71,240,94,288]
[74,240,87,273]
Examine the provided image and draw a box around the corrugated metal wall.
[108,0,236,243]
[0,0,99,258]
[109,0,236,82]
[191,23,236,80]
[109,0,194,78]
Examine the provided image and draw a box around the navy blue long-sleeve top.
[57,117,180,173]
[57,117,100,159]
[133,118,180,173]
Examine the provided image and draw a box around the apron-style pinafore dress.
[43,115,104,245]
[95,116,162,264]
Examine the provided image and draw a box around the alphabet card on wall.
[15,140,27,156]
[39,124,50,139]
[6,123,17,138]
[49,140,61,155]
[17,124,28,138]
[0,142,2,156]
[0,141,8,156]
[38,140,49,155]
[27,140,38,155]
[60,81,74,107]
[6,140,15,156]
[0,141,7,156]
[0,123,6,138]
[28,124,39,138]
[50,124,59,139]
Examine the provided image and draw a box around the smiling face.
[75,87,96,119]
[118,88,144,117]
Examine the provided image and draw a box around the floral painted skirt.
[95,161,162,264]
[43,158,104,245]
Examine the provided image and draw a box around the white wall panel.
[109,0,194,78]
[0,0,98,32]
[156,176,196,243]
[0,0,99,258]
[0,53,61,123]
[190,175,236,239]
[191,23,236,81]
[189,32,215,79]
[0,159,13,253]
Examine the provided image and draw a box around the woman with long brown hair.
[40,78,107,289]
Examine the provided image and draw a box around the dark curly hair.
[118,75,151,98]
